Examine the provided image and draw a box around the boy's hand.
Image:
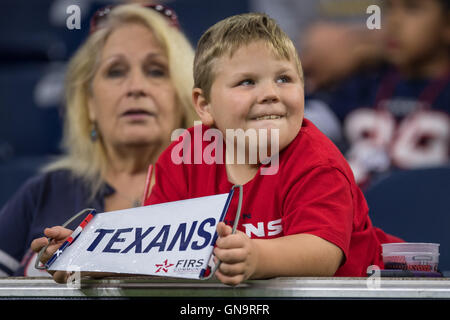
[213,222,258,286]
[30,226,73,284]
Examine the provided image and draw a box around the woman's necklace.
[116,190,141,208]
[112,189,142,208]
[106,166,153,209]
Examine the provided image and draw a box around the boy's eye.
[238,79,255,86]
[276,75,291,83]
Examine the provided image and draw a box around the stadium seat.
[0,155,54,208]
[0,63,64,156]
[364,167,450,273]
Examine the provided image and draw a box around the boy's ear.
[192,88,214,126]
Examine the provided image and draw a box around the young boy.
[145,13,401,285]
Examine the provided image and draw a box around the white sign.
[49,193,232,279]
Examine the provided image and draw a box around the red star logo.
[155,259,174,273]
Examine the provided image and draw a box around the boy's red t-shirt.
[145,119,402,276]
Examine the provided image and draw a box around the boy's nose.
[258,82,280,104]
[261,95,279,104]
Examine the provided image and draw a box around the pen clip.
[35,208,96,270]
[200,185,243,280]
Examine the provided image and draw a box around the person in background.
[323,0,450,187]
[0,3,197,277]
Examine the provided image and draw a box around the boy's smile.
[199,41,305,155]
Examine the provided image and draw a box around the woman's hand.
[30,226,73,283]
[213,222,258,286]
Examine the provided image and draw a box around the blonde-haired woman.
[0,4,197,277]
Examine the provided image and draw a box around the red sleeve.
[282,166,354,259]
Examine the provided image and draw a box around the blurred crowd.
[1,0,448,196]
[253,0,449,188]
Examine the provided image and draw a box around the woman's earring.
[90,123,98,142]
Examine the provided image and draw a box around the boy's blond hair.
[193,12,303,101]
